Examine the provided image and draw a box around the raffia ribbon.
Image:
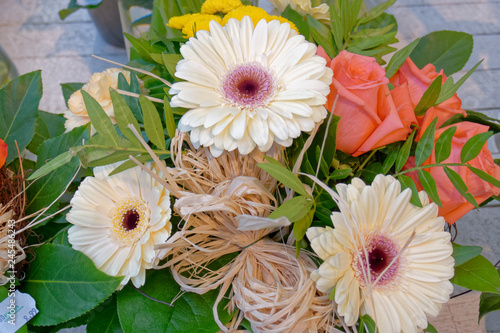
[153,133,335,332]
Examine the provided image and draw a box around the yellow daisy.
[181,14,222,38]
[201,0,243,15]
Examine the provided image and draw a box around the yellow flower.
[221,5,269,27]
[268,15,299,33]
[167,14,195,30]
[222,6,299,33]
[267,0,330,23]
[181,14,222,38]
[201,0,243,15]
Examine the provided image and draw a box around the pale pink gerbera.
[170,16,332,157]
[307,175,454,333]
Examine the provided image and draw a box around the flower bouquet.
[1,0,500,332]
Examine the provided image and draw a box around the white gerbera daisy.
[306,175,454,333]
[67,163,172,288]
[170,16,333,157]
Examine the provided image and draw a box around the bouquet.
[1,0,499,332]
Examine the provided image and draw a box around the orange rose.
[404,121,500,224]
[0,139,7,168]
[390,57,466,133]
[318,49,411,156]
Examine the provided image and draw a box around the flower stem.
[393,163,466,177]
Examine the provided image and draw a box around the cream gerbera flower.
[64,68,145,133]
[171,16,332,157]
[67,162,172,288]
[306,175,454,333]
[267,0,330,23]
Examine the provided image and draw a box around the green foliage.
[82,90,122,146]
[395,130,416,172]
[26,127,88,217]
[110,89,142,147]
[140,95,166,150]
[59,0,103,20]
[118,72,143,123]
[479,267,500,321]
[452,243,483,267]
[460,131,493,163]
[434,126,456,163]
[87,295,124,333]
[451,254,500,294]
[443,166,478,207]
[436,60,482,105]
[358,314,377,333]
[281,6,310,38]
[417,169,442,207]
[414,75,442,116]
[307,15,336,59]
[60,82,84,107]
[385,38,420,78]
[293,208,315,245]
[258,157,309,197]
[398,174,423,207]
[22,244,122,326]
[117,269,232,333]
[415,117,438,166]
[28,111,67,154]
[424,323,438,333]
[0,70,42,164]
[410,31,473,76]
[269,196,313,223]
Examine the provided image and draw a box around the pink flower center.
[352,234,401,289]
[222,63,275,110]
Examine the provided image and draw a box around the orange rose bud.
[404,121,500,224]
[318,49,411,156]
[0,139,7,168]
[390,57,467,136]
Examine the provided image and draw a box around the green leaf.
[312,113,341,168]
[307,15,335,59]
[469,166,500,189]
[410,31,473,76]
[424,323,438,333]
[111,89,141,147]
[140,95,166,151]
[395,130,416,172]
[117,73,143,123]
[436,60,482,105]
[414,75,442,116]
[162,53,182,79]
[108,154,159,176]
[451,254,500,294]
[452,243,483,267]
[0,70,42,164]
[443,166,478,207]
[293,207,315,243]
[82,90,121,146]
[329,3,343,51]
[479,291,500,321]
[398,175,423,207]
[27,151,73,181]
[87,295,124,333]
[329,168,352,180]
[358,314,377,333]
[385,38,420,78]
[269,196,313,223]
[415,117,438,166]
[164,97,176,139]
[61,82,84,107]
[434,126,456,163]
[26,127,88,216]
[22,244,122,326]
[460,131,493,164]
[281,6,310,38]
[117,269,232,333]
[382,144,400,173]
[258,158,308,197]
[52,228,72,247]
[124,33,164,63]
[27,111,66,154]
[359,0,397,24]
[418,169,442,207]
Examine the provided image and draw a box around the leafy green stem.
[393,162,466,177]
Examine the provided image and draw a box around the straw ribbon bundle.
[153,133,334,332]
